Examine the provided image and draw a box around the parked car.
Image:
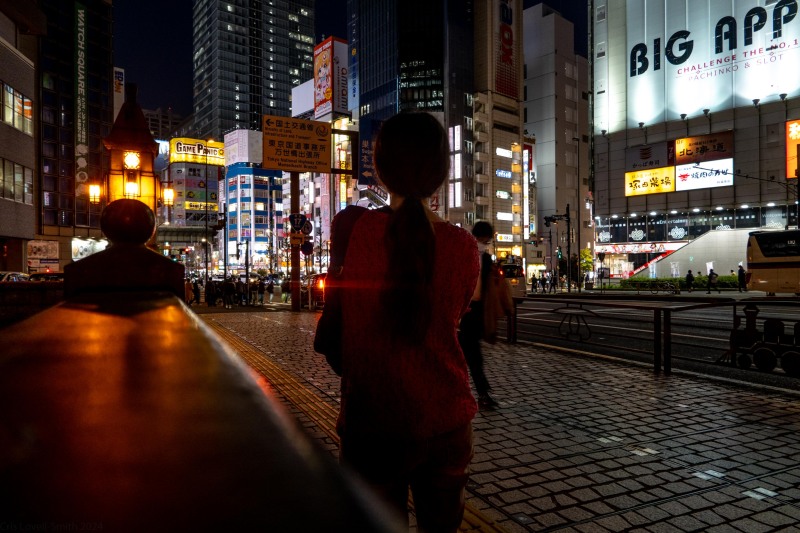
[499,263,527,298]
[29,272,65,282]
[300,273,326,310]
[0,271,30,282]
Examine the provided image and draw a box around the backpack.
[709,273,718,283]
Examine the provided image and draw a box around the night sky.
[112,1,584,116]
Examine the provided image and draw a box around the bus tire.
[780,351,800,377]
[753,348,777,372]
[737,353,752,370]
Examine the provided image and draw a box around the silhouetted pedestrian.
[328,112,479,532]
[706,269,720,294]
[685,270,695,293]
[738,265,747,292]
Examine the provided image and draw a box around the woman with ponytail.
[334,111,480,532]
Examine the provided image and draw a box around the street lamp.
[202,139,215,282]
[573,136,582,292]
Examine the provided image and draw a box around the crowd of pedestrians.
[182,275,286,308]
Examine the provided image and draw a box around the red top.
[337,209,480,439]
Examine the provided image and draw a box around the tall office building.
[347,0,475,226]
[523,3,589,278]
[345,0,529,268]
[0,3,44,273]
[35,0,114,272]
[473,0,527,266]
[191,0,315,140]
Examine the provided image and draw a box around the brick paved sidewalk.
[198,308,800,532]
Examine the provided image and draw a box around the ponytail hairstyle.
[374,112,450,344]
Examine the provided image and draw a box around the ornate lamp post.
[103,84,160,214]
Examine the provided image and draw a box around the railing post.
[664,309,672,374]
[654,309,662,372]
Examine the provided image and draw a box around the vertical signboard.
[788,119,800,179]
[358,117,379,186]
[347,14,359,112]
[495,0,519,99]
[314,37,348,119]
[113,67,125,122]
[74,3,89,190]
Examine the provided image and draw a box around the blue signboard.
[288,213,307,232]
[358,118,379,186]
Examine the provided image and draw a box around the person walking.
[737,265,747,292]
[184,278,194,305]
[236,278,245,306]
[223,277,236,309]
[257,278,266,305]
[281,278,290,302]
[706,268,720,294]
[193,279,201,306]
[458,221,510,409]
[685,269,695,293]
[329,112,479,533]
[206,279,217,307]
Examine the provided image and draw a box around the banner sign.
[625,167,676,196]
[625,143,673,171]
[788,119,800,179]
[674,131,734,165]
[675,158,734,191]
[624,0,800,128]
[74,3,88,186]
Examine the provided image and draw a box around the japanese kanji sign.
[262,115,331,173]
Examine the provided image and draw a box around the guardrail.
[0,199,401,532]
[509,293,799,379]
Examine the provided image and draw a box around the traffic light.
[557,247,562,260]
[544,216,553,227]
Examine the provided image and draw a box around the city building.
[0,3,44,272]
[592,0,800,279]
[221,129,283,276]
[159,137,224,278]
[523,3,590,282]
[35,0,114,272]
[143,107,185,140]
[334,0,531,269]
[347,0,477,225]
[472,0,527,268]
[191,0,314,140]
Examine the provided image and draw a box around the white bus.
[745,230,800,296]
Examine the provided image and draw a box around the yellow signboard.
[169,138,225,166]
[625,167,676,197]
[185,201,219,212]
[787,119,800,180]
[262,115,331,173]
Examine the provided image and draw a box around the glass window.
[24,167,32,204]
[14,163,23,202]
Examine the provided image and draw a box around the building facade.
[0,3,44,273]
[222,129,283,276]
[523,3,590,280]
[593,0,800,278]
[36,0,113,272]
[347,0,476,226]
[473,0,527,266]
[191,0,314,140]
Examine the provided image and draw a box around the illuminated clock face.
[123,151,141,169]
